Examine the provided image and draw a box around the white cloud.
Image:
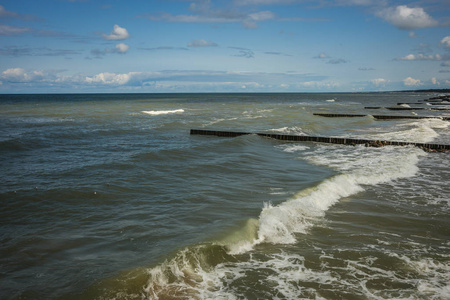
[2,68,26,80]
[115,43,130,53]
[187,39,218,47]
[103,25,129,40]
[90,43,130,58]
[1,68,61,82]
[432,77,440,85]
[396,53,442,61]
[371,78,387,86]
[441,36,450,50]
[377,5,438,30]
[243,11,275,28]
[85,72,131,85]
[248,11,275,21]
[1,68,329,91]
[403,76,421,86]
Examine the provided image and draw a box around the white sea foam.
[203,117,238,127]
[372,119,448,143]
[388,253,450,299]
[268,126,306,135]
[142,109,184,116]
[226,143,425,254]
[143,110,445,299]
[225,118,439,255]
[280,144,310,152]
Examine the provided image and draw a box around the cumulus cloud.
[371,78,387,86]
[2,68,27,80]
[115,43,130,53]
[85,72,131,85]
[377,5,438,30]
[1,68,61,83]
[441,36,450,50]
[403,76,421,86]
[103,25,130,40]
[187,39,218,47]
[90,43,130,58]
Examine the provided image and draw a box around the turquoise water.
[0,93,449,299]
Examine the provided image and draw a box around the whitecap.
[142,109,184,116]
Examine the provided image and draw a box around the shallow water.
[0,93,449,299]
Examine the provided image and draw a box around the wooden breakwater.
[190,129,450,151]
[313,113,450,121]
[365,107,449,111]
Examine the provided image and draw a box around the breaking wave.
[142,109,185,116]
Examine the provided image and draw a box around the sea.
[0,93,449,300]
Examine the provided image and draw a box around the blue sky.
[1,0,449,93]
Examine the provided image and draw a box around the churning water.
[0,93,449,299]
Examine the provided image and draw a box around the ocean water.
[0,93,449,300]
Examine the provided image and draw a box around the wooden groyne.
[313,113,450,121]
[313,113,367,118]
[190,129,450,151]
[365,107,426,110]
[365,107,449,111]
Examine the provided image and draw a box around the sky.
[1,0,450,93]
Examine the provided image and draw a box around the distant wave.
[142,109,184,116]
